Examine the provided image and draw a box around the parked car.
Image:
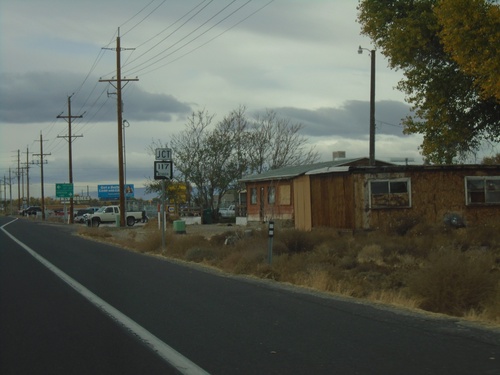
[23,206,42,216]
[86,205,147,227]
[76,207,100,223]
[218,204,236,218]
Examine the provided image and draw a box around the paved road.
[1,217,499,374]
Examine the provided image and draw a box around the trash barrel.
[202,209,212,224]
[173,220,186,234]
[115,214,120,227]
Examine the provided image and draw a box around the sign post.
[56,183,74,224]
[268,220,274,265]
[155,148,173,252]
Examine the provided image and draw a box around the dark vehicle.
[23,206,42,216]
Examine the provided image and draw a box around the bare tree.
[170,110,213,210]
[146,107,319,216]
[247,110,320,173]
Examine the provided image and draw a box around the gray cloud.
[0,71,192,124]
[270,100,411,138]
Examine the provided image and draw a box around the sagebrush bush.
[168,235,207,258]
[357,244,384,265]
[137,230,162,253]
[408,249,499,316]
[78,226,112,238]
[277,229,320,253]
[185,247,217,262]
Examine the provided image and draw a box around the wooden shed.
[300,164,500,231]
[239,158,392,223]
[242,162,500,231]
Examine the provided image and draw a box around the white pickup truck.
[86,205,147,227]
[218,204,236,218]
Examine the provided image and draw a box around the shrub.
[137,230,162,253]
[357,244,384,265]
[185,247,217,263]
[169,235,208,258]
[388,215,421,236]
[277,229,319,254]
[408,249,499,316]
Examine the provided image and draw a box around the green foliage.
[357,0,500,163]
[435,0,500,102]
[481,153,500,165]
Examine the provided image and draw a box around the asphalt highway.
[1,217,499,374]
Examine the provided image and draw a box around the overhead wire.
[137,0,275,76]
[124,0,250,77]
[122,0,216,72]
[121,0,167,38]
[131,0,210,50]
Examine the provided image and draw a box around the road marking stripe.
[1,220,210,375]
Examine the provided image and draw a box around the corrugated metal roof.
[239,158,366,182]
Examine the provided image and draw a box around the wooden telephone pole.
[57,95,83,224]
[99,28,138,227]
[33,132,50,220]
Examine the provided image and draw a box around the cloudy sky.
[1,0,426,200]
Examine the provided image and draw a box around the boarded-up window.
[268,187,276,204]
[250,188,257,205]
[466,177,500,205]
[370,179,411,208]
[279,185,291,205]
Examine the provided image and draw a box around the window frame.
[465,176,500,205]
[250,187,257,205]
[268,186,276,205]
[369,178,411,209]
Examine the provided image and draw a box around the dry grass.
[79,218,500,326]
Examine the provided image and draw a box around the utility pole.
[358,46,376,166]
[9,168,13,215]
[57,95,83,224]
[23,146,30,206]
[3,174,9,213]
[16,149,21,211]
[99,28,138,227]
[33,132,50,220]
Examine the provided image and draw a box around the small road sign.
[56,183,74,198]
[154,161,172,180]
[155,148,172,161]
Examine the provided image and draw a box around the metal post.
[161,179,166,252]
[268,220,274,265]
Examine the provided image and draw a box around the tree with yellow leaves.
[358,0,500,164]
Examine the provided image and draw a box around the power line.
[133,0,275,77]
[124,0,255,77]
[121,0,167,38]
[122,0,216,73]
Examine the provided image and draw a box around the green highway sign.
[56,183,74,198]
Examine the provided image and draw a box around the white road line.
[1,219,210,375]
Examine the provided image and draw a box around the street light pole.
[358,46,376,166]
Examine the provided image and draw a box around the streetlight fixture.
[358,45,376,166]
